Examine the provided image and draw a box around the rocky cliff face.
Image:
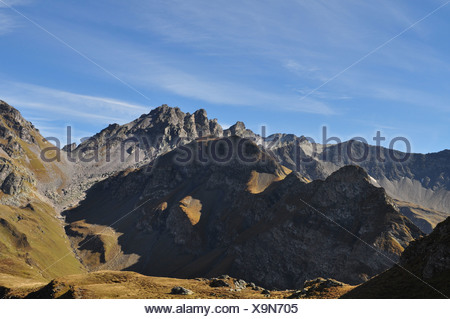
[68,105,223,169]
[63,137,422,289]
[0,100,70,206]
[58,105,225,207]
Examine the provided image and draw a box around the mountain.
[0,100,70,204]
[0,101,85,281]
[265,135,450,231]
[58,104,449,233]
[342,217,450,298]
[63,136,422,289]
[0,100,446,297]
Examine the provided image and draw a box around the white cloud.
[0,0,32,6]
[140,67,335,115]
[2,0,448,130]
[0,11,17,34]
[50,28,335,115]
[0,80,150,143]
[0,0,32,34]
[0,80,148,117]
[370,86,450,112]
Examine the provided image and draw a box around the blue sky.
[0,0,449,153]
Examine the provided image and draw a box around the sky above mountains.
[0,0,449,153]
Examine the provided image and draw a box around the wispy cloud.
[11,0,445,118]
[0,0,32,34]
[131,65,335,115]
[369,85,450,112]
[39,23,335,115]
[0,11,17,34]
[0,0,32,6]
[0,80,148,117]
[0,80,150,141]
[1,0,449,152]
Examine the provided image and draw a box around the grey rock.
[234,279,247,290]
[1,173,23,195]
[247,282,257,289]
[170,286,193,295]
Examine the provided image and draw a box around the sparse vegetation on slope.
[1,270,354,299]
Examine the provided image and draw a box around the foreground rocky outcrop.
[288,278,349,299]
[342,217,450,298]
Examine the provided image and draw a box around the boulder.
[170,286,193,295]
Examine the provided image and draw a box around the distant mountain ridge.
[56,104,449,233]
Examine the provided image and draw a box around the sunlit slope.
[0,201,85,281]
[1,270,354,299]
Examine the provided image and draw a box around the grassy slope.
[0,108,82,283]
[0,201,85,281]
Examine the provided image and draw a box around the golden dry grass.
[1,270,355,299]
[0,202,85,280]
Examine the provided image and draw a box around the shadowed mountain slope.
[63,137,422,289]
[342,217,450,298]
[59,104,449,233]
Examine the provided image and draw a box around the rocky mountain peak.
[0,100,36,145]
[193,108,208,123]
[226,121,246,135]
[0,100,20,115]
[326,165,369,183]
[133,105,219,137]
[148,104,184,123]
